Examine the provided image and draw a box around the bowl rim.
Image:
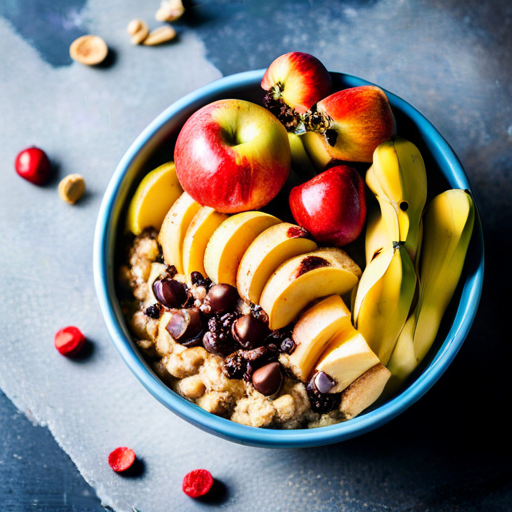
[93,69,484,448]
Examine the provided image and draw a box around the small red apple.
[289,165,366,247]
[307,86,396,163]
[174,99,290,213]
[262,52,332,114]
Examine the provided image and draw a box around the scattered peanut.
[58,174,86,204]
[69,35,108,65]
[143,25,177,46]
[155,0,185,22]
[127,19,150,45]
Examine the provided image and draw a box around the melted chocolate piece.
[314,371,336,394]
[252,362,283,396]
[153,277,187,309]
[206,284,239,314]
[166,308,203,346]
[232,314,270,350]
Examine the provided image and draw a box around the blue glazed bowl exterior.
[93,70,484,448]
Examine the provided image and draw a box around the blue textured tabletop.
[1,1,511,511]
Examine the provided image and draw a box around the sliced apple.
[158,192,201,274]
[260,247,361,330]
[288,295,352,381]
[288,133,317,180]
[126,162,183,235]
[204,211,281,286]
[237,223,317,304]
[302,132,335,172]
[182,207,228,279]
[338,363,391,420]
[314,330,380,393]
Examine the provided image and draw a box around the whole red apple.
[307,86,396,163]
[174,99,290,213]
[289,165,366,247]
[261,52,332,114]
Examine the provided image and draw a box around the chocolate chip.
[314,371,336,394]
[206,284,239,314]
[306,374,341,414]
[232,315,270,349]
[252,362,283,396]
[153,277,187,309]
[166,308,203,346]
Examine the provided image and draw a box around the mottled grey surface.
[1,0,511,510]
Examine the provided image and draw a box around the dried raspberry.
[54,326,85,356]
[182,469,214,498]
[108,447,136,472]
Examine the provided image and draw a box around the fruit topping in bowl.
[117,52,475,429]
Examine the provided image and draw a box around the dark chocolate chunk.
[252,362,283,396]
[232,314,270,349]
[314,371,336,394]
[206,284,239,314]
[166,308,203,346]
[153,277,187,309]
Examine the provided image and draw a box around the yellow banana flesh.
[365,195,391,265]
[387,189,475,388]
[353,241,417,366]
[366,136,427,262]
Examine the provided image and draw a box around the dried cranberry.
[153,277,187,309]
[54,326,86,356]
[108,447,136,472]
[15,147,51,185]
[206,284,239,314]
[306,374,341,414]
[182,469,214,498]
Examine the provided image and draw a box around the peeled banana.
[353,241,417,366]
[387,189,475,388]
[366,136,427,262]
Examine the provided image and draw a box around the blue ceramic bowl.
[93,70,484,448]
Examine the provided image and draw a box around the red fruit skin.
[261,52,332,113]
[317,86,396,162]
[54,326,86,356]
[175,99,290,213]
[182,469,214,498]
[15,147,51,185]
[108,447,136,472]
[289,165,366,247]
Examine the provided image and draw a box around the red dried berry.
[15,147,52,185]
[54,326,86,356]
[182,469,214,498]
[108,447,136,472]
